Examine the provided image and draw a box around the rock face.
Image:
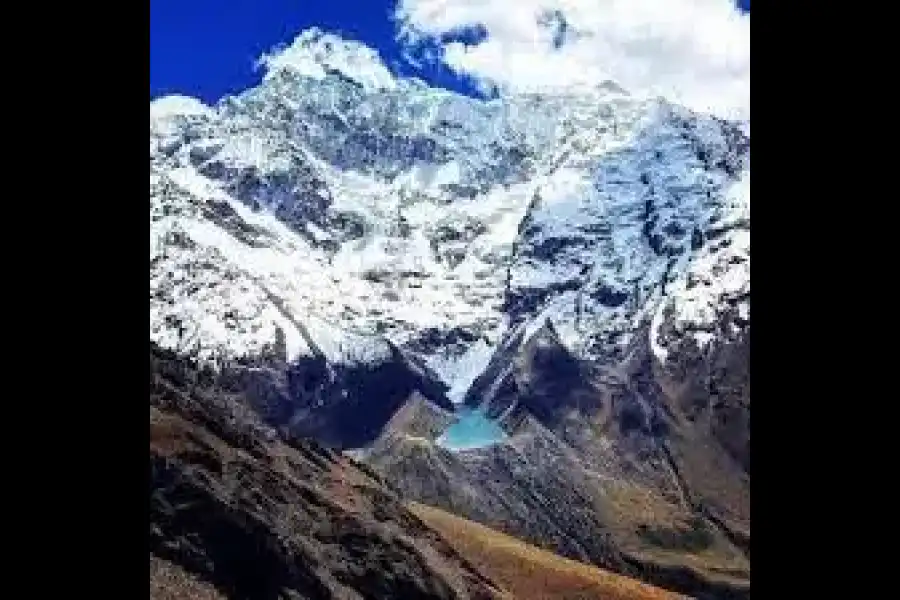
[149,29,750,600]
[207,342,452,450]
[149,342,504,600]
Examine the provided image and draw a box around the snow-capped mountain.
[150,28,749,412]
[150,29,751,598]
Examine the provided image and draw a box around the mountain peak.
[255,27,398,91]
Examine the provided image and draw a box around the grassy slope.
[409,502,686,600]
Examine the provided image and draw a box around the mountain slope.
[150,342,503,600]
[409,502,685,600]
[150,342,681,600]
[367,321,749,599]
[149,31,748,411]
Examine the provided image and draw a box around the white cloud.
[394,0,749,121]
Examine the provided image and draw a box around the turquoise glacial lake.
[436,407,507,451]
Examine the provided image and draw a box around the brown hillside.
[409,502,686,600]
[149,342,505,600]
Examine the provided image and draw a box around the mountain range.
[150,29,750,600]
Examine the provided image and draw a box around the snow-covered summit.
[256,27,398,92]
[149,29,749,402]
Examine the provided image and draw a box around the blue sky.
[150,0,473,102]
[151,0,750,106]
